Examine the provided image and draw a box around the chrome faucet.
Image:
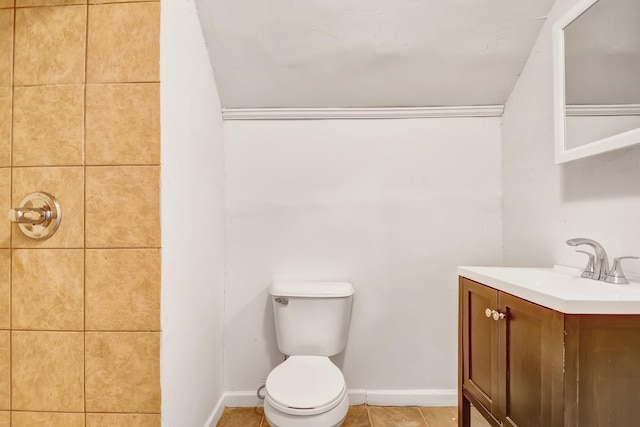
[566,238,610,281]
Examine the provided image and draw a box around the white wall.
[223,118,503,398]
[502,0,640,277]
[160,0,225,425]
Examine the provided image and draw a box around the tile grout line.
[83,0,88,422]
[12,0,159,11]
[366,404,373,427]
[6,164,161,168]
[418,407,430,427]
[13,81,160,88]
[8,0,15,418]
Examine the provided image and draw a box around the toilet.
[264,281,355,427]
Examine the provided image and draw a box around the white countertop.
[458,265,640,314]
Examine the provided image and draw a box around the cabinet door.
[460,278,499,417]
[498,293,564,427]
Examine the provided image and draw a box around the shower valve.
[9,207,50,224]
[9,192,62,240]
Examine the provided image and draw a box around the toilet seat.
[265,355,346,416]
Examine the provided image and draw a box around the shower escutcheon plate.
[9,192,62,240]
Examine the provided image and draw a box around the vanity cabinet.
[459,277,564,427]
[459,276,640,427]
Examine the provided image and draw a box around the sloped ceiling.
[195,0,555,109]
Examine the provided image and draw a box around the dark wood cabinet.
[460,278,499,425]
[496,292,564,427]
[459,276,640,427]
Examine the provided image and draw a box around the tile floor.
[216,405,492,426]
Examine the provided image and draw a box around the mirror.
[553,0,640,163]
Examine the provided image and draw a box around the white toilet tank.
[270,281,354,357]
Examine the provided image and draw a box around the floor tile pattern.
[217,405,492,426]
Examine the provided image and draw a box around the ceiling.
[194,0,555,109]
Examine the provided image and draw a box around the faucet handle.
[575,250,596,279]
[604,256,639,285]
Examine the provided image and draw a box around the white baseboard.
[204,393,226,427]
[347,389,367,405]
[223,390,264,408]
[206,388,457,425]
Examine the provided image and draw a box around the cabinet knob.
[485,308,506,320]
[492,310,506,321]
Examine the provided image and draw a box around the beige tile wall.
[0,0,160,424]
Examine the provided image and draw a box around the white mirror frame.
[553,0,640,164]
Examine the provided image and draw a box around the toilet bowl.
[264,356,349,427]
[265,281,354,427]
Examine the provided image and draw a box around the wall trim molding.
[204,393,226,427]
[566,104,640,116]
[222,106,504,120]
[205,388,458,425]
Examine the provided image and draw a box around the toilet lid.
[266,356,346,414]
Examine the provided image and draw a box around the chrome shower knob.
[9,192,62,240]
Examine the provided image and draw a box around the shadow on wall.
[263,292,283,369]
[561,143,640,201]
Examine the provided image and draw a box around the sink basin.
[458,265,640,314]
